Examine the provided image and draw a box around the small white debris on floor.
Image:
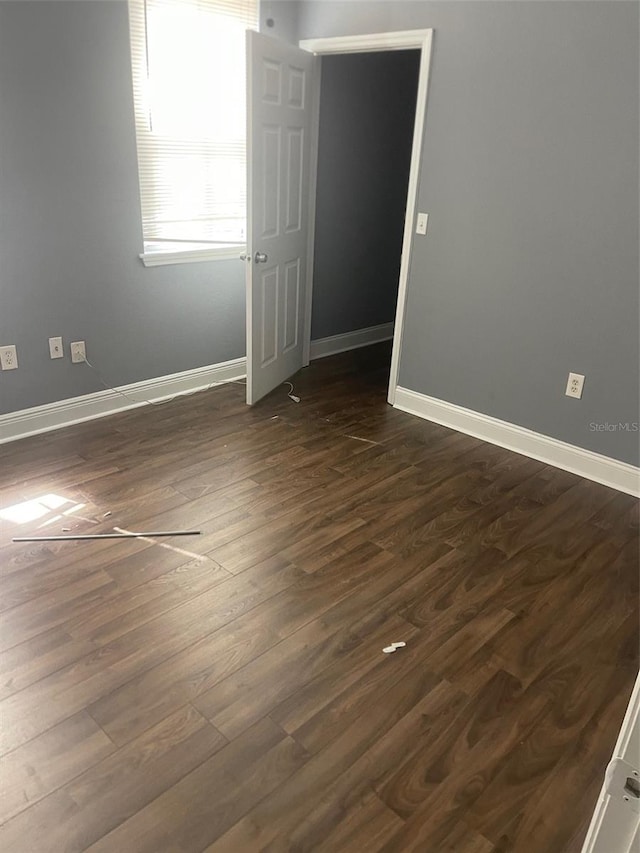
[383,641,407,654]
[344,435,380,445]
[103,511,112,517]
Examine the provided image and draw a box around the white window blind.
[128,0,257,262]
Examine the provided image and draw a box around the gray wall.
[311,50,419,340]
[0,0,246,415]
[260,0,300,44]
[1,0,637,467]
[298,1,640,466]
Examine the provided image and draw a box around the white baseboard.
[0,357,246,445]
[394,386,640,497]
[310,323,394,361]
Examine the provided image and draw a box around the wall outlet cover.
[70,341,86,363]
[49,337,64,359]
[565,372,585,399]
[0,345,18,370]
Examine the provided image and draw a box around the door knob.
[254,251,268,264]
[239,251,250,261]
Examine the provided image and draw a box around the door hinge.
[605,758,640,813]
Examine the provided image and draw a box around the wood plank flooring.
[0,343,637,852]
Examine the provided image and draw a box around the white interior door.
[245,31,314,405]
[581,672,640,853]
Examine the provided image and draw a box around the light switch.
[416,212,429,235]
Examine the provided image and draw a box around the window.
[128,0,258,266]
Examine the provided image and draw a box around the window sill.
[139,245,243,267]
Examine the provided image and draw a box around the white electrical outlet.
[70,341,86,363]
[49,336,64,359]
[0,345,18,371]
[565,372,585,399]
[416,212,429,235]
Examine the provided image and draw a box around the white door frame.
[581,671,640,853]
[298,30,434,405]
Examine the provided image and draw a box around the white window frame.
[139,245,242,267]
[128,0,257,267]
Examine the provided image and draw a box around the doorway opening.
[307,48,421,396]
[244,30,433,406]
[300,30,434,407]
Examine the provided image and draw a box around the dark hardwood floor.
[0,343,637,852]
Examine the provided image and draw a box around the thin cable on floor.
[224,377,298,401]
[230,378,298,401]
[285,381,300,403]
[82,358,244,407]
[82,358,299,407]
